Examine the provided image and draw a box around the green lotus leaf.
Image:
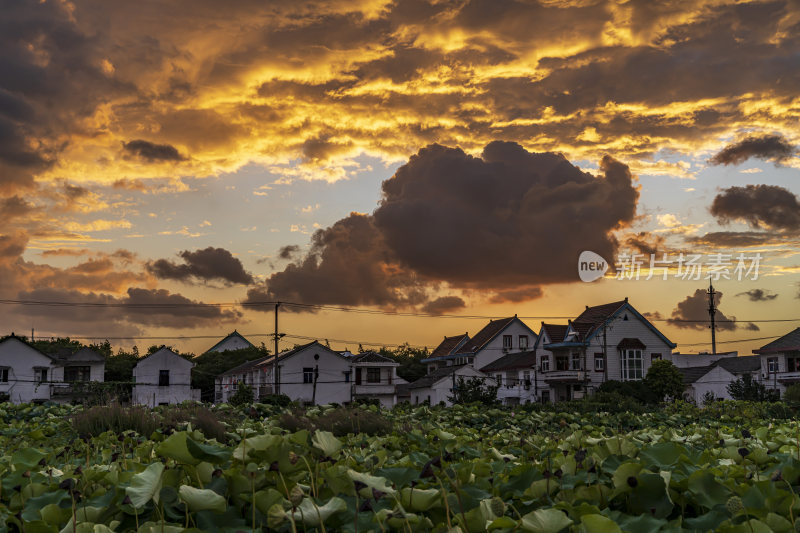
[520,508,573,533]
[290,497,347,527]
[579,514,622,533]
[312,430,342,457]
[156,432,200,465]
[399,487,442,511]
[185,438,231,464]
[125,462,165,509]
[178,485,227,513]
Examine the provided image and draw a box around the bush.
[277,406,392,437]
[258,394,292,407]
[229,383,254,406]
[597,380,659,404]
[72,403,159,438]
[644,360,684,402]
[783,384,800,403]
[727,374,778,402]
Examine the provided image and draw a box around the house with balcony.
[480,350,537,405]
[49,346,106,402]
[407,364,487,406]
[348,351,403,408]
[422,316,537,372]
[754,327,800,397]
[132,347,200,406]
[534,298,676,402]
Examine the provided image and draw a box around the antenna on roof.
[624,296,628,302]
[585,305,589,310]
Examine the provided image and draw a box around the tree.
[449,376,498,405]
[727,373,777,401]
[191,346,269,402]
[379,343,429,382]
[229,382,254,406]
[781,383,800,403]
[644,360,685,402]
[597,379,659,404]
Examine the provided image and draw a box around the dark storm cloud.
[0,232,28,259]
[490,287,543,303]
[249,142,639,309]
[0,196,36,221]
[122,140,186,162]
[710,185,800,230]
[623,232,665,256]
[147,246,254,285]
[736,288,778,302]
[421,296,466,315]
[667,288,758,331]
[687,230,800,248]
[278,245,300,259]
[709,134,795,166]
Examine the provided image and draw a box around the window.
[64,366,91,382]
[594,353,605,371]
[523,370,531,383]
[621,349,643,381]
[556,355,569,371]
[541,390,550,403]
[495,374,502,386]
[541,356,550,372]
[367,368,381,383]
[468,357,474,365]
[651,353,662,361]
[519,335,529,350]
[503,335,513,350]
[570,353,581,370]
[35,368,47,383]
[0,368,8,382]
[303,368,314,383]
[388,371,392,384]
[159,370,170,386]
[767,358,779,373]
[344,371,351,383]
[788,357,800,372]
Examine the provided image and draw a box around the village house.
[132,347,200,406]
[422,316,538,372]
[534,298,676,402]
[677,353,761,403]
[215,343,404,406]
[407,365,487,406]
[0,334,106,404]
[206,330,255,353]
[755,328,800,397]
[480,350,537,405]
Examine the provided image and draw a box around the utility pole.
[707,280,717,355]
[311,364,319,405]
[273,302,281,395]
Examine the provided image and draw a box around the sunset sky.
[1,0,799,356]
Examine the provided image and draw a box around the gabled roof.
[218,355,272,377]
[679,365,714,384]
[0,334,55,361]
[574,300,628,325]
[430,334,470,357]
[250,341,351,372]
[582,300,676,348]
[754,327,800,354]
[407,365,467,390]
[715,356,761,374]
[59,347,105,363]
[541,324,568,344]
[134,347,194,368]
[350,351,398,365]
[205,330,255,353]
[455,317,526,354]
[480,351,536,372]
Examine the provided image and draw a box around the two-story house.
[348,351,403,407]
[534,298,676,402]
[754,327,800,397]
[132,347,200,406]
[480,350,537,405]
[0,335,106,404]
[422,316,538,372]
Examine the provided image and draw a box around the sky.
[1,0,799,357]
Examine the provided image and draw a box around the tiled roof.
[59,347,105,362]
[541,323,568,343]
[569,321,596,341]
[218,355,272,377]
[456,317,516,354]
[716,356,761,374]
[574,300,627,325]
[679,365,714,384]
[480,351,536,372]
[350,351,397,364]
[407,365,466,390]
[430,334,470,357]
[755,327,800,354]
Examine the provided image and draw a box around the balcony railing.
[775,371,800,383]
[353,384,396,395]
[542,370,587,382]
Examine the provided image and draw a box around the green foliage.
[229,382,254,406]
[449,376,499,405]
[644,360,685,402]
[702,390,717,406]
[597,379,659,404]
[727,373,778,402]
[782,383,800,403]
[379,342,429,382]
[278,405,391,436]
[71,403,160,437]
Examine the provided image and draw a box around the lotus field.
[1,402,800,533]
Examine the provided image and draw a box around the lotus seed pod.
[726,496,744,515]
[289,485,304,507]
[490,497,506,517]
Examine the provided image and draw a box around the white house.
[407,365,487,406]
[133,347,200,406]
[0,335,106,404]
[680,355,761,403]
[206,331,255,353]
[348,351,403,408]
[422,316,538,372]
[754,328,800,397]
[534,298,676,403]
[0,335,57,403]
[480,351,537,405]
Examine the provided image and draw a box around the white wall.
[133,348,196,406]
[494,368,537,405]
[0,338,54,403]
[210,335,252,353]
[410,367,486,407]
[474,320,537,370]
[687,366,739,403]
[277,345,352,405]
